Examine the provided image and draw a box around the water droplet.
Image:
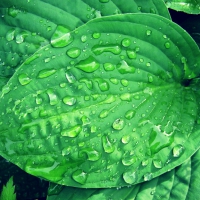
[141,159,149,166]
[66,47,81,58]
[24,53,41,65]
[103,63,115,71]
[81,35,87,43]
[81,116,90,125]
[99,109,109,118]
[99,0,109,2]
[139,58,144,63]
[62,147,71,156]
[61,125,82,137]
[37,69,56,78]
[172,144,184,157]
[79,147,101,161]
[148,74,154,83]
[110,78,119,84]
[72,169,88,185]
[153,159,162,168]
[79,78,93,90]
[95,78,109,91]
[16,31,28,44]
[146,62,151,67]
[125,110,136,120]
[144,172,153,181]
[121,135,130,144]
[75,56,100,73]
[112,118,125,130]
[163,34,167,39]
[117,60,135,74]
[66,72,76,83]
[122,38,131,47]
[92,32,101,39]
[123,170,136,184]
[120,93,131,102]
[2,85,11,94]
[164,42,171,49]
[6,29,15,41]
[44,57,51,63]
[18,73,32,85]
[121,79,129,87]
[146,30,152,36]
[92,44,121,55]
[102,135,115,153]
[36,96,43,105]
[47,89,59,105]
[51,25,73,48]
[122,152,137,166]
[126,49,137,59]
[63,96,76,106]
[8,7,20,18]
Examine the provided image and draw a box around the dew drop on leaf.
[126,49,137,59]
[44,57,51,63]
[79,147,101,161]
[18,73,32,86]
[102,135,115,153]
[121,38,131,47]
[92,32,101,39]
[172,144,184,157]
[37,69,56,78]
[123,170,136,184]
[96,79,109,91]
[120,93,131,102]
[144,172,153,181]
[117,60,136,74]
[125,110,136,120]
[16,31,28,44]
[103,63,115,71]
[153,159,162,168]
[66,47,81,58]
[112,118,125,130]
[72,169,88,185]
[46,89,59,105]
[61,125,82,137]
[6,29,15,41]
[75,56,100,72]
[63,96,76,106]
[141,159,149,166]
[99,109,109,118]
[164,42,171,49]
[148,74,154,83]
[146,30,152,36]
[35,96,43,105]
[66,72,76,83]
[92,44,122,55]
[81,35,87,43]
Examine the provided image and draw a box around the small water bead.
[126,50,137,59]
[163,34,167,39]
[153,159,162,168]
[18,73,32,85]
[44,57,51,63]
[66,47,81,58]
[173,144,184,157]
[63,96,76,106]
[146,62,151,67]
[92,32,101,39]
[81,35,87,43]
[164,42,171,49]
[109,78,119,85]
[122,153,137,166]
[2,85,11,95]
[51,25,73,48]
[81,115,90,125]
[6,29,15,41]
[102,135,115,153]
[91,125,97,133]
[47,89,59,105]
[121,135,130,144]
[62,147,71,156]
[125,110,136,120]
[103,63,115,71]
[122,38,131,47]
[139,58,144,63]
[79,147,101,161]
[92,44,122,55]
[75,56,100,73]
[148,74,154,83]
[112,118,125,130]
[72,169,88,185]
[123,170,136,184]
[66,72,76,83]
[36,96,43,105]
[99,109,109,118]
[146,30,152,36]
[141,159,149,166]
[121,79,129,87]
[144,172,153,181]
[61,125,82,137]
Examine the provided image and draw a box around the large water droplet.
[122,38,131,47]
[51,25,73,47]
[102,135,115,153]
[79,147,101,161]
[153,159,162,168]
[95,78,109,91]
[75,56,100,73]
[144,172,153,181]
[125,110,136,120]
[6,29,15,41]
[66,47,81,58]
[123,170,136,184]
[18,73,32,85]
[148,74,154,83]
[47,89,59,105]
[126,49,137,59]
[112,118,125,130]
[16,31,28,44]
[172,144,184,157]
[92,44,121,55]
[92,32,101,39]
[63,96,76,105]
[103,63,115,71]
[61,125,82,137]
[37,69,56,79]
[117,60,135,74]
[72,169,88,185]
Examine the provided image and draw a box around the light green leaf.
[0,13,200,188]
[165,0,200,14]
[0,176,16,200]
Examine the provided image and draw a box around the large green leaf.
[0,0,170,89]
[0,13,200,188]
[165,0,200,14]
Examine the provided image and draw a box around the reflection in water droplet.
[51,25,73,48]
[103,63,115,71]
[123,170,136,184]
[47,89,59,105]
[75,56,100,73]
[36,96,43,105]
[8,7,20,18]
[92,32,101,39]
[173,144,184,157]
[18,73,32,85]
[102,135,115,153]
[79,147,101,161]
[66,47,81,58]
[6,29,15,41]
[125,110,136,120]
[63,96,76,105]
[164,42,171,49]
[144,172,153,181]
[37,69,56,78]
[61,125,82,137]
[110,78,119,84]
[153,159,162,168]
[117,60,135,74]
[72,169,88,185]
[44,57,51,63]
[112,118,125,130]
[81,116,90,125]
[92,44,121,55]
[122,38,131,47]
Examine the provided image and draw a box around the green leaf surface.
[0,176,16,200]
[0,0,170,85]
[47,149,199,199]
[0,13,200,188]
[165,0,200,14]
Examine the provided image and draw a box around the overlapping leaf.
[0,0,170,90]
[0,13,199,188]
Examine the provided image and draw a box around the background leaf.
[0,13,199,188]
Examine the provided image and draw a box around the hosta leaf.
[165,0,200,14]
[0,13,200,188]
[0,0,170,89]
